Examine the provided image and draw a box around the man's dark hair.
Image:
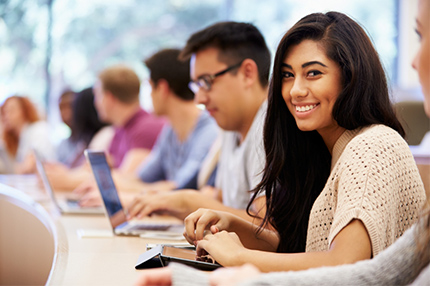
[179,21,271,87]
[145,48,193,101]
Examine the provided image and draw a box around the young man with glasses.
[126,21,271,222]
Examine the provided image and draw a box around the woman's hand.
[196,230,247,267]
[183,208,235,245]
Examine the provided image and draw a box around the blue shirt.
[137,111,219,189]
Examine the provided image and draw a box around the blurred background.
[0,0,422,143]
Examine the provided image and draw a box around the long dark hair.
[248,12,405,253]
[71,87,107,145]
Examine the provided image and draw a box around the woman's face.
[281,40,344,145]
[1,98,27,132]
[412,0,430,116]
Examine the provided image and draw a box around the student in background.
[94,64,165,172]
[56,87,113,168]
[56,89,78,166]
[58,89,75,132]
[0,95,55,174]
[46,65,165,191]
[135,48,219,190]
[126,21,270,222]
[77,48,219,205]
[46,87,114,190]
[136,1,430,285]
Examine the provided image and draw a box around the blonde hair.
[97,65,140,104]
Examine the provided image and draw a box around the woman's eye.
[308,70,322,77]
[281,71,293,78]
[415,28,422,42]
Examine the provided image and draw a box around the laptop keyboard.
[66,199,80,208]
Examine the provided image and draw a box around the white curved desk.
[0,183,57,285]
[0,175,185,285]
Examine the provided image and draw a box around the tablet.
[135,244,222,271]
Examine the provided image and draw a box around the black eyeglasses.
[188,61,244,93]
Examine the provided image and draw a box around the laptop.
[84,150,184,236]
[35,152,104,215]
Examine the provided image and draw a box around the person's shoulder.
[27,120,50,135]
[350,124,407,147]
[139,112,167,126]
[137,111,166,128]
[343,124,411,159]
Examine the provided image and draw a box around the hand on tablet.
[183,208,234,245]
[196,230,246,267]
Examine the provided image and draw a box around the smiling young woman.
[177,11,426,272]
[136,3,430,285]
[281,39,344,150]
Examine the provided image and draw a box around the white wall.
[395,0,423,102]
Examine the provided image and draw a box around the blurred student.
[134,48,219,189]
[56,87,113,168]
[78,49,219,205]
[0,95,55,174]
[58,89,75,130]
[126,21,270,222]
[137,1,430,285]
[47,66,165,191]
[94,64,165,172]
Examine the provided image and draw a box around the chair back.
[395,101,430,145]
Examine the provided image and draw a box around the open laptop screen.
[85,151,125,228]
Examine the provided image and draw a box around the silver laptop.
[35,152,104,215]
[84,150,184,236]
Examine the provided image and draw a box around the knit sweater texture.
[306,124,426,255]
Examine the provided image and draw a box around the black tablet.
[135,244,222,271]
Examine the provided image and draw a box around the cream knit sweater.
[306,124,426,255]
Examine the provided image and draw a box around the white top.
[215,101,267,209]
[17,121,55,162]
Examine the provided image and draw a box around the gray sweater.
[171,224,430,286]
